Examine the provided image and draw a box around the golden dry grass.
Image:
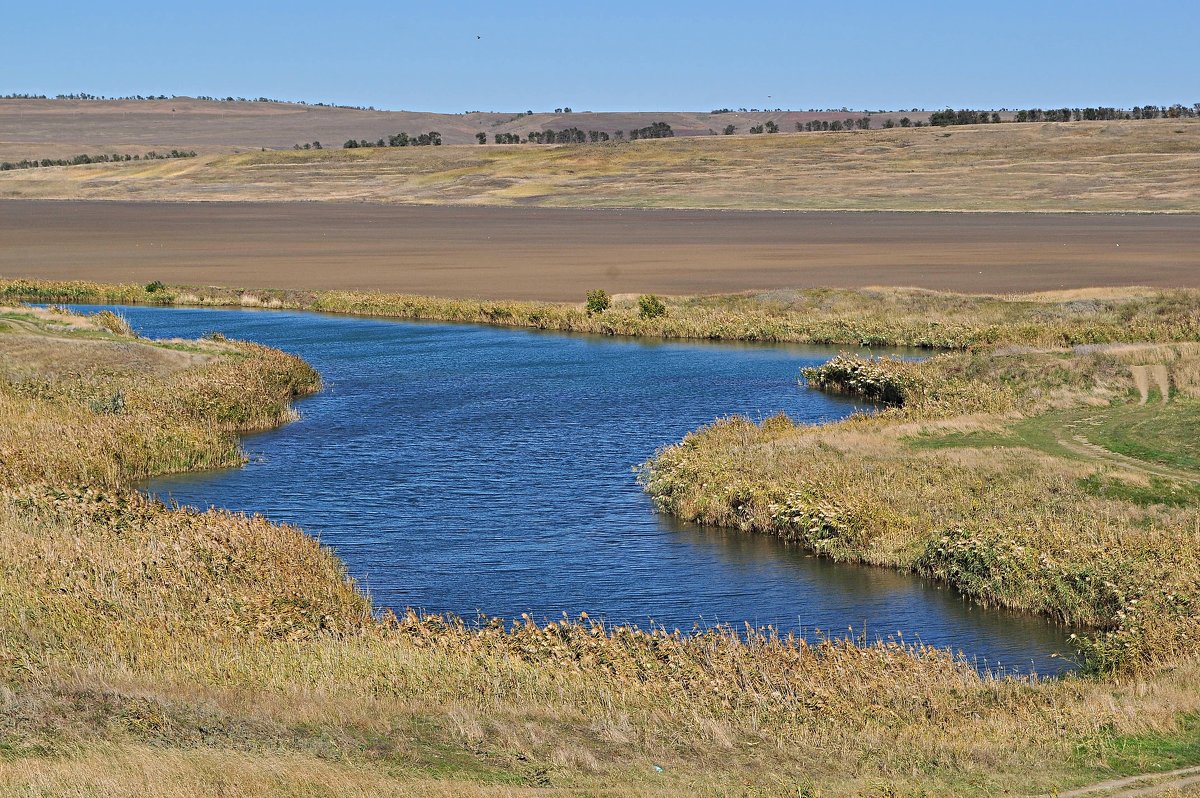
[8,279,1200,351]
[644,344,1200,673]
[2,304,1200,796]
[0,120,1197,212]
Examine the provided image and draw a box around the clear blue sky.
[4,0,1196,113]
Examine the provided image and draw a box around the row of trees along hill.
[343,132,442,148]
[478,122,674,145]
[725,118,874,135]
[932,104,1200,126]
[0,149,196,171]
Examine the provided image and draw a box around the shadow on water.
[657,515,1075,675]
[64,304,1076,676]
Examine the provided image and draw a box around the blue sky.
[4,1,1196,112]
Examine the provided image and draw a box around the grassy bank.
[2,303,1200,796]
[1,120,1198,212]
[6,278,1200,350]
[643,344,1200,674]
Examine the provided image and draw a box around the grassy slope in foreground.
[1,303,1198,796]
[0,119,1197,212]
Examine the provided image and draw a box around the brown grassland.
[1,119,1198,212]
[0,285,1199,796]
[0,97,926,158]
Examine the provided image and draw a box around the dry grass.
[1,120,1198,212]
[7,279,1200,351]
[643,345,1200,673]
[2,304,1200,796]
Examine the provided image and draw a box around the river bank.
[1,302,1198,796]
[5,278,1200,349]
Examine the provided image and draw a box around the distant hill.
[3,118,1197,215]
[0,97,929,160]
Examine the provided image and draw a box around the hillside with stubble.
[1,113,1197,213]
[0,97,922,161]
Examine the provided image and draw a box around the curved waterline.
[79,305,1074,675]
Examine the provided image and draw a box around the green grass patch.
[908,402,1200,480]
[1079,473,1200,507]
[906,429,1022,450]
[1081,713,1200,777]
[1089,399,1200,471]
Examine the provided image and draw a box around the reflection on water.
[662,516,1072,673]
[74,305,1074,675]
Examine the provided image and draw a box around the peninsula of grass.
[1,298,1199,796]
[644,343,1200,674]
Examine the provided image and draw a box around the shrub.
[145,280,166,293]
[87,391,125,415]
[585,289,611,315]
[638,294,667,320]
[94,309,135,338]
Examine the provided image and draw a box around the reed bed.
[644,346,1200,674]
[2,305,1199,795]
[6,278,1200,350]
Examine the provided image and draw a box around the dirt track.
[2,201,1197,300]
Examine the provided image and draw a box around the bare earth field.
[2,200,1197,300]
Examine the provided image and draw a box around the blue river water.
[87,305,1072,674]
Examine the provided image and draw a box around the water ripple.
[72,305,1079,675]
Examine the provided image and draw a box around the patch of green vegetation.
[1080,714,1200,777]
[1090,399,1200,471]
[905,413,1076,456]
[907,429,1022,450]
[1079,473,1200,507]
[908,403,1200,481]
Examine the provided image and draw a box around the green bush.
[638,294,667,320]
[585,289,611,315]
[145,280,167,293]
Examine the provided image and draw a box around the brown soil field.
[2,200,1196,300]
[0,97,920,160]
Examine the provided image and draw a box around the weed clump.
[93,309,135,337]
[584,288,611,315]
[637,293,667,319]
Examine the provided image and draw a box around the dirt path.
[1056,765,1200,797]
[1056,432,1200,484]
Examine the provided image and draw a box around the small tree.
[723,124,736,135]
[585,289,611,315]
[637,294,667,319]
[476,132,487,144]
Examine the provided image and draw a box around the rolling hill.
[0,97,926,160]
